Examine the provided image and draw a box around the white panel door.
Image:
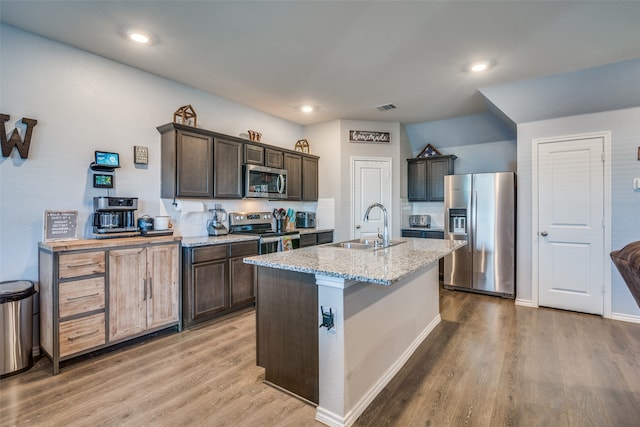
[353,158,391,240]
[538,137,604,314]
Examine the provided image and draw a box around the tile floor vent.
[376,103,396,112]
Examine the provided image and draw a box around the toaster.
[409,214,431,228]
[295,211,316,228]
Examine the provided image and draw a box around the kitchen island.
[244,237,466,427]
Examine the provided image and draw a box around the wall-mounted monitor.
[94,151,120,168]
[93,173,114,188]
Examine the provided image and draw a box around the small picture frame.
[416,143,442,158]
[134,145,149,164]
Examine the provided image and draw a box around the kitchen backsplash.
[159,198,328,237]
[410,202,445,228]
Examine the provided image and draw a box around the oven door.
[245,165,287,199]
[260,234,300,254]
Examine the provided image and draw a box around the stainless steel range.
[229,211,300,254]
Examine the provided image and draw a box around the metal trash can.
[1,280,36,378]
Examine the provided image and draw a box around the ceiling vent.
[376,103,396,112]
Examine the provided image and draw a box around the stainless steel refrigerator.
[444,172,515,298]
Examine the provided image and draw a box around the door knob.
[356,225,361,229]
[540,231,548,237]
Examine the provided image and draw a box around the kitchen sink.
[325,239,406,250]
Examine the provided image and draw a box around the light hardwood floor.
[2,289,640,426]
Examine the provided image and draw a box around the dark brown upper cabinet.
[407,155,456,202]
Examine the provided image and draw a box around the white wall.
[517,106,640,318]
[0,25,305,282]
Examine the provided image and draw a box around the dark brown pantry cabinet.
[182,240,258,328]
[407,155,456,202]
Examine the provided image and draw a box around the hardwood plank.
[3,289,640,427]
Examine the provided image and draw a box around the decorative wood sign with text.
[1,114,38,159]
[349,130,390,144]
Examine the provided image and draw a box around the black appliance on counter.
[229,211,299,254]
[92,196,140,238]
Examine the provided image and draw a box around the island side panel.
[316,263,441,427]
[256,266,319,404]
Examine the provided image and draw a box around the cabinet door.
[193,259,228,319]
[244,144,264,165]
[229,241,258,307]
[229,257,255,307]
[407,160,427,201]
[427,157,454,201]
[109,247,147,341]
[176,131,214,198]
[302,157,318,201]
[214,137,243,198]
[265,148,283,169]
[284,153,302,200]
[146,244,180,330]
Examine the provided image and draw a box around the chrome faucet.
[363,203,389,247]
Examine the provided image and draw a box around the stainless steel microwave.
[244,164,287,199]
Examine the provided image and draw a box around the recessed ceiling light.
[124,29,153,44]
[467,60,495,73]
[129,32,149,44]
[301,105,314,113]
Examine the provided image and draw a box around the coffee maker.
[92,196,140,238]
[207,204,228,236]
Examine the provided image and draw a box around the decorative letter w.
[1,114,38,159]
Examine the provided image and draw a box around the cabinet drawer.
[299,233,317,247]
[59,251,105,279]
[193,244,228,263]
[59,313,106,357]
[59,277,105,318]
[230,241,259,258]
[317,231,334,244]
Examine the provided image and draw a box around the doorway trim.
[531,131,612,317]
[350,156,393,240]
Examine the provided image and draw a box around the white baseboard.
[610,312,640,324]
[515,298,536,307]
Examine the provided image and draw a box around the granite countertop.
[295,228,334,234]
[181,234,260,247]
[244,238,466,286]
[402,226,445,232]
[181,228,334,247]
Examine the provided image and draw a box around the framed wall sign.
[43,210,78,242]
[134,145,149,164]
[349,130,390,144]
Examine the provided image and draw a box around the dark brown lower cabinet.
[183,241,258,328]
[256,266,319,404]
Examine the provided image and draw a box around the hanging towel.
[282,236,293,251]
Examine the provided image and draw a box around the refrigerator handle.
[470,190,477,253]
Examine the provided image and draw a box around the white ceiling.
[2,1,640,126]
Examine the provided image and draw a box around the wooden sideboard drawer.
[59,251,105,278]
[59,277,105,318]
[193,244,228,263]
[59,313,106,357]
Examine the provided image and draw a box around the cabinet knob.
[356,225,361,229]
[540,231,548,237]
